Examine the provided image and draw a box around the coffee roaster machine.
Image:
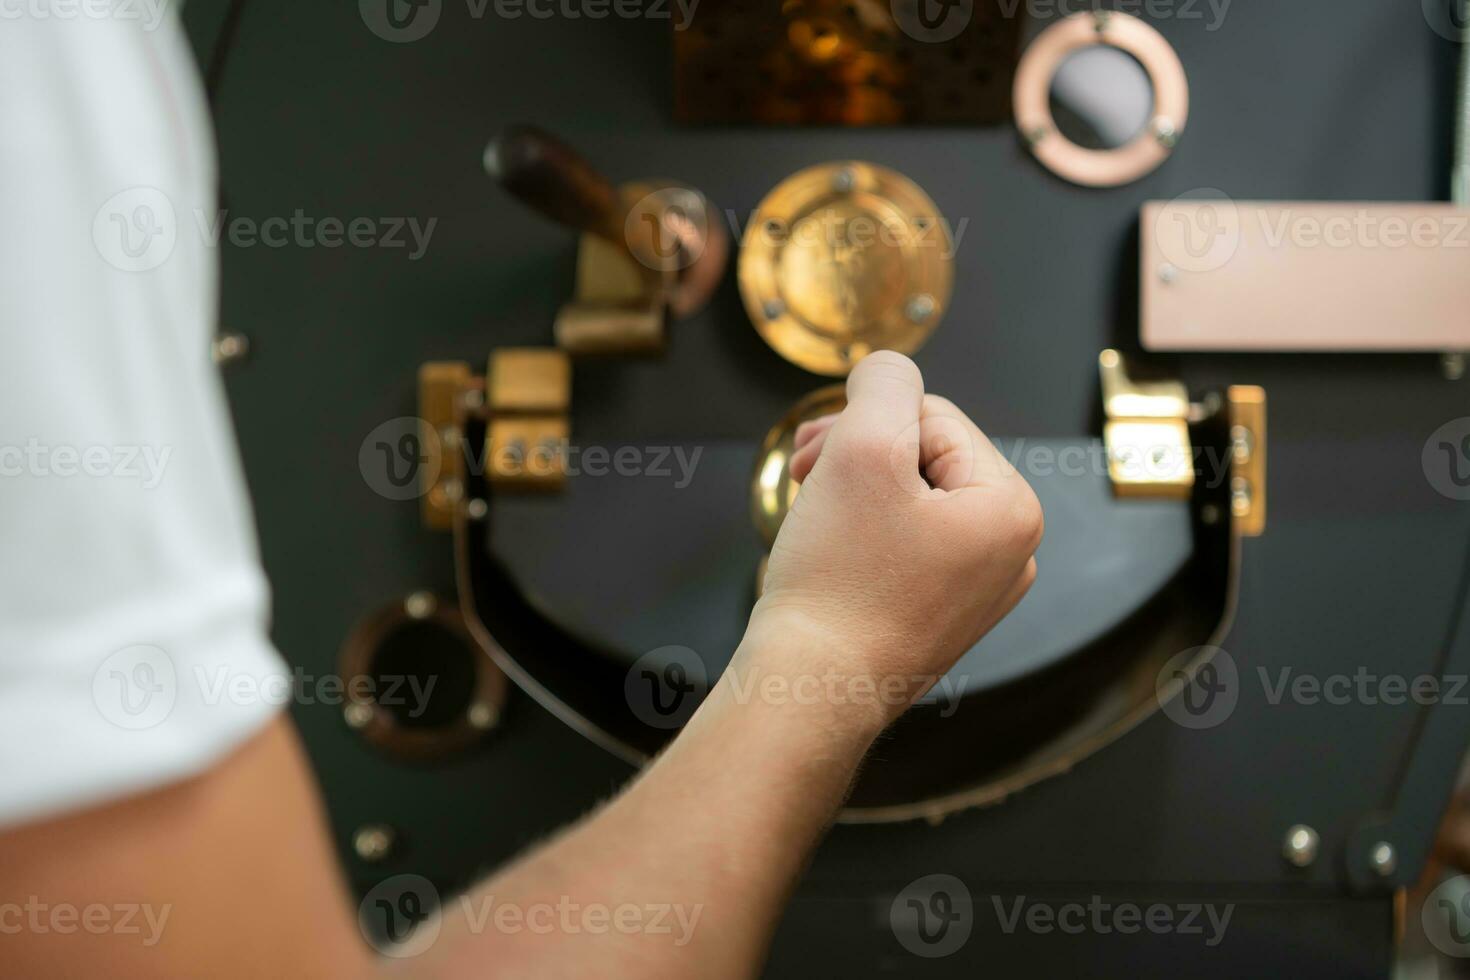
[190,1,1470,975]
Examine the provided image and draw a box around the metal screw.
[1282,825,1319,867]
[1159,263,1179,284]
[441,477,464,503]
[461,388,486,411]
[1443,351,1466,381]
[466,498,488,521]
[762,298,786,320]
[831,167,856,193]
[211,332,250,365]
[467,702,499,731]
[1153,117,1179,149]
[1370,841,1397,877]
[404,591,437,620]
[353,824,396,862]
[344,702,375,729]
[905,294,936,323]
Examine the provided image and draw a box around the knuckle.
[1004,485,1044,553]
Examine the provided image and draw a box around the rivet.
[1282,824,1319,867]
[404,591,437,620]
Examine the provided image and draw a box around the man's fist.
[744,351,1042,727]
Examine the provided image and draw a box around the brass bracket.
[1227,385,1267,537]
[417,348,571,531]
[418,360,476,531]
[1099,349,1194,499]
[555,230,666,355]
[485,347,570,490]
[1098,350,1267,536]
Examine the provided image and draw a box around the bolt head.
[344,702,375,730]
[831,167,856,193]
[467,702,499,731]
[353,824,395,862]
[404,591,437,620]
[211,332,250,365]
[466,498,489,521]
[1370,841,1397,877]
[905,294,936,323]
[762,298,786,320]
[1159,263,1179,284]
[1282,824,1320,867]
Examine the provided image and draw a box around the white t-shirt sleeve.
[0,7,289,828]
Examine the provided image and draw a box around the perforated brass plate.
[739,162,953,377]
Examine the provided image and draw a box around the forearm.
[420,629,882,980]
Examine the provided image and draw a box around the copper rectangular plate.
[1141,201,1470,351]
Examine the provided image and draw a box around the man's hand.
[745,351,1043,729]
[3,351,1044,980]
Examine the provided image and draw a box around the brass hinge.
[1098,349,1194,499]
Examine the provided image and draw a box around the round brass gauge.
[751,384,848,547]
[1013,11,1189,188]
[739,162,953,377]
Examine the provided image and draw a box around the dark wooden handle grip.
[486,125,621,241]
